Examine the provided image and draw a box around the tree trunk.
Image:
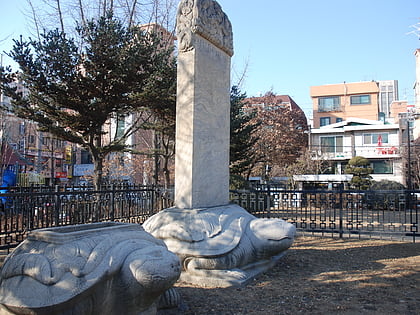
[93,156,103,190]
[92,132,104,190]
[153,131,160,186]
[161,135,174,190]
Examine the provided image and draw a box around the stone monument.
[143,0,296,287]
[174,0,233,209]
[0,222,181,314]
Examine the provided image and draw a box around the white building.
[309,118,403,185]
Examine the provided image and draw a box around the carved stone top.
[177,0,234,56]
[0,223,180,310]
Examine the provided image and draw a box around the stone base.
[143,204,296,288]
[178,251,288,288]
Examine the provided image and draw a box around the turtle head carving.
[249,218,296,258]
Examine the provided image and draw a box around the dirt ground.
[170,236,420,315]
[1,236,419,314]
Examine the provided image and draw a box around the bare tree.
[246,91,309,179]
[24,0,178,37]
[285,149,335,189]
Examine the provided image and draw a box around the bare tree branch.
[128,0,138,28]
[233,56,250,90]
[78,0,86,27]
[56,0,65,32]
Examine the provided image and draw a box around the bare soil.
[170,236,420,315]
[1,236,419,314]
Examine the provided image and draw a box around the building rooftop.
[310,81,379,97]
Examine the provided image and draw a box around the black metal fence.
[1,186,419,252]
[230,188,419,242]
[0,185,173,251]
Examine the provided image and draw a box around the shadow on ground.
[167,236,420,314]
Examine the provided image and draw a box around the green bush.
[370,180,406,190]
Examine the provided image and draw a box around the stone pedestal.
[0,222,181,315]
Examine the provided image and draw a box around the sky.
[219,0,420,117]
[1,0,420,117]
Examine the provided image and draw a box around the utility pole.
[407,118,412,190]
[0,54,4,180]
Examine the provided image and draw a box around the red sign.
[55,172,68,178]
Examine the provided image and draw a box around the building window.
[318,96,340,112]
[350,95,371,105]
[28,135,35,144]
[18,139,25,150]
[116,116,125,138]
[19,123,26,135]
[379,112,386,123]
[42,137,49,146]
[81,150,93,164]
[320,117,331,127]
[320,136,343,153]
[363,133,388,145]
[336,117,343,123]
[371,160,393,174]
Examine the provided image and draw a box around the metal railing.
[1,186,418,253]
[230,188,419,242]
[309,145,400,160]
[0,185,173,252]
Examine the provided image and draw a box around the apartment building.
[244,94,306,113]
[310,80,402,129]
[378,80,399,119]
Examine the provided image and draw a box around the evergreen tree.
[0,13,175,188]
[345,156,373,190]
[229,86,260,188]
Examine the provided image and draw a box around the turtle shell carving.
[0,222,181,314]
[143,204,296,285]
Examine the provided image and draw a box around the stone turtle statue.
[143,204,296,287]
[0,222,181,315]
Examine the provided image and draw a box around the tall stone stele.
[174,0,233,209]
[143,0,296,288]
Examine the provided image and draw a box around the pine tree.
[0,13,175,188]
[229,86,260,188]
[345,156,373,190]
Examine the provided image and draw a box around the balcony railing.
[310,145,400,160]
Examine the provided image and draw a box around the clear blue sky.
[218,0,420,117]
[1,0,420,117]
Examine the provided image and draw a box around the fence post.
[266,184,271,218]
[54,185,60,225]
[110,184,115,221]
[339,190,343,239]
